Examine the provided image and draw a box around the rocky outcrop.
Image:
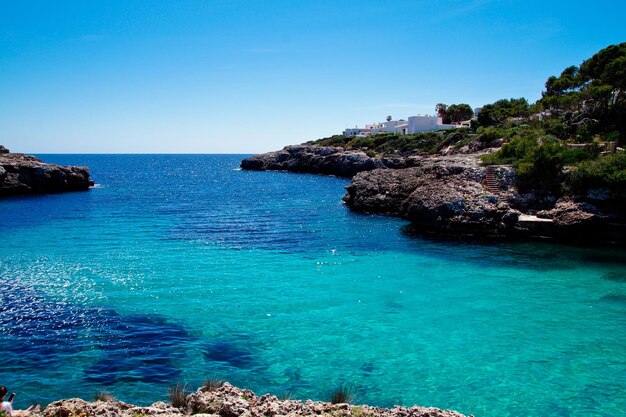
[36,383,470,417]
[343,154,624,242]
[241,145,421,178]
[0,146,92,197]
[241,145,624,242]
[344,155,523,237]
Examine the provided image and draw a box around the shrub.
[328,384,354,404]
[542,117,568,139]
[477,126,504,143]
[481,135,600,193]
[346,137,374,149]
[310,135,349,147]
[570,153,626,195]
[559,145,599,165]
[168,383,190,409]
[202,378,224,392]
[277,391,293,401]
[515,141,564,193]
[94,391,115,402]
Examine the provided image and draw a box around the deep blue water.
[0,154,624,417]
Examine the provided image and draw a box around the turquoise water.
[0,155,624,417]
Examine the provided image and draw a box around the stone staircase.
[484,165,500,195]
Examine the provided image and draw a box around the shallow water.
[0,154,624,417]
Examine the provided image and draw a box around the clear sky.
[1,1,625,154]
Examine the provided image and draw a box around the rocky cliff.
[37,383,470,417]
[343,155,520,236]
[241,145,625,243]
[344,154,624,242]
[241,145,421,177]
[0,146,92,197]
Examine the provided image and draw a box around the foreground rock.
[38,383,470,417]
[241,145,421,177]
[0,146,92,196]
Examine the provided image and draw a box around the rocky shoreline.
[240,145,421,177]
[29,383,470,417]
[242,145,626,244]
[0,146,92,197]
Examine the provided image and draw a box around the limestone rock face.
[344,155,519,236]
[241,145,420,178]
[0,146,92,196]
[39,383,470,417]
[534,197,626,241]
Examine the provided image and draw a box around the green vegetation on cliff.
[310,43,626,198]
[479,43,626,196]
[309,129,475,156]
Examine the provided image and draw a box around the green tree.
[541,42,626,144]
[446,104,474,123]
[477,98,530,126]
[436,103,473,124]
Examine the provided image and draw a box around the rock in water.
[344,154,521,237]
[0,146,92,196]
[241,145,421,178]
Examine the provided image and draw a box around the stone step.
[483,165,500,195]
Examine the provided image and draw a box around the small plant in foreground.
[277,391,293,401]
[329,384,354,404]
[202,378,224,392]
[94,391,115,402]
[168,383,190,409]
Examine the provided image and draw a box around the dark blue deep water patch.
[203,339,258,369]
[0,281,194,385]
[1,155,625,417]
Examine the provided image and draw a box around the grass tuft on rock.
[168,383,190,409]
[202,378,225,392]
[329,384,354,404]
[94,391,115,402]
[277,391,293,401]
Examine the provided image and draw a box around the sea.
[0,154,624,417]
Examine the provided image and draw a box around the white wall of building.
[407,115,454,133]
[344,114,460,137]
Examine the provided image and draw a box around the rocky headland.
[0,146,92,197]
[240,145,422,177]
[242,145,626,243]
[29,383,469,417]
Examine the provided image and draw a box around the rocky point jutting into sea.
[241,144,626,244]
[0,146,92,196]
[19,383,470,417]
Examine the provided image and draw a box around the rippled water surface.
[1,155,625,417]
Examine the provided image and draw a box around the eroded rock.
[241,145,421,178]
[0,146,92,196]
[344,155,518,236]
[40,383,470,417]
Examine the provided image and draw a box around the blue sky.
[1,1,625,153]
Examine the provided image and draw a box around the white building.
[408,115,455,133]
[343,114,456,137]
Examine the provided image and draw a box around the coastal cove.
[1,154,625,417]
